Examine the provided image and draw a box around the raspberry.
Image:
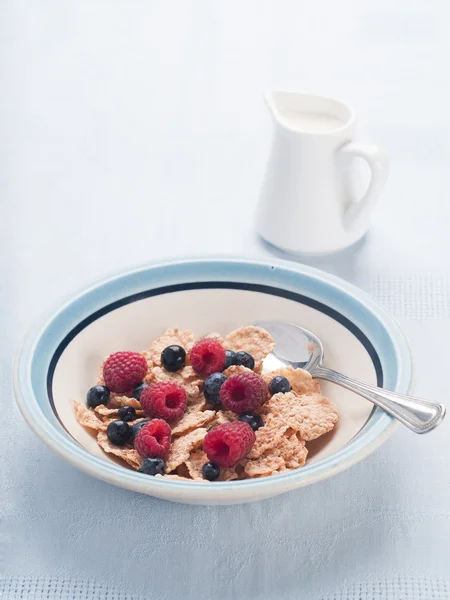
[189,338,226,375]
[103,351,148,393]
[134,419,171,458]
[220,372,268,413]
[203,422,255,467]
[140,382,187,421]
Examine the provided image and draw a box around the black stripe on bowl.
[47,282,383,426]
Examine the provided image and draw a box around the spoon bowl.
[255,320,323,371]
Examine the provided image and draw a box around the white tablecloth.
[1,1,449,598]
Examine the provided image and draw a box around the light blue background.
[1,0,450,598]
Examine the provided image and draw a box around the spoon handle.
[314,367,446,434]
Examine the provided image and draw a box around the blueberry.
[118,406,136,422]
[161,345,186,372]
[269,376,291,395]
[234,351,255,370]
[202,462,220,481]
[223,350,237,370]
[106,420,132,445]
[139,457,165,476]
[204,372,227,406]
[131,419,150,440]
[86,385,110,408]
[133,382,148,401]
[238,412,264,431]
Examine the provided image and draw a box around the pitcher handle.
[336,141,389,231]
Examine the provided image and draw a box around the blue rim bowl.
[14,257,412,505]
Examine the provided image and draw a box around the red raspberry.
[220,372,268,413]
[134,419,171,458]
[189,338,226,375]
[203,422,255,467]
[103,351,148,393]
[140,382,187,420]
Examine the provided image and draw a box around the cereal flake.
[97,431,142,469]
[243,455,285,477]
[222,365,253,377]
[209,410,237,427]
[155,474,191,482]
[247,413,289,459]
[171,410,216,436]
[262,392,338,440]
[147,328,196,367]
[187,391,207,412]
[204,332,225,344]
[185,449,208,480]
[262,366,321,396]
[218,468,239,481]
[165,428,207,473]
[149,366,202,397]
[74,401,104,431]
[224,326,275,371]
[266,432,308,468]
[108,395,142,409]
[185,450,238,482]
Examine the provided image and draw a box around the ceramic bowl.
[14,257,412,505]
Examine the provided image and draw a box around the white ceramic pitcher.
[256,91,389,255]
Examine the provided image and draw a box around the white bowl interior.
[52,288,376,467]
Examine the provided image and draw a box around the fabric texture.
[1,576,449,599]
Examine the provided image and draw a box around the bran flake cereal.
[209,410,237,427]
[94,406,145,418]
[148,328,196,368]
[171,410,216,436]
[262,365,320,395]
[261,432,308,469]
[75,324,338,482]
[165,428,208,473]
[97,431,142,469]
[186,450,238,481]
[261,392,338,441]
[222,365,253,377]
[186,392,207,412]
[224,326,275,372]
[247,413,290,459]
[74,401,105,431]
[204,332,225,344]
[243,455,285,477]
[149,366,202,397]
[185,449,208,480]
[108,395,142,409]
[155,474,192,482]
[218,468,240,481]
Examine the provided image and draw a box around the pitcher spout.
[264,90,290,128]
[265,89,312,132]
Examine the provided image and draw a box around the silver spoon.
[254,320,445,434]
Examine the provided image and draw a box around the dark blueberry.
[86,385,110,408]
[202,462,220,481]
[223,350,237,370]
[106,420,132,446]
[238,412,264,431]
[269,376,291,395]
[133,382,148,401]
[118,406,136,422]
[161,345,186,372]
[204,372,227,406]
[139,457,165,476]
[131,419,150,440]
[234,351,255,370]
